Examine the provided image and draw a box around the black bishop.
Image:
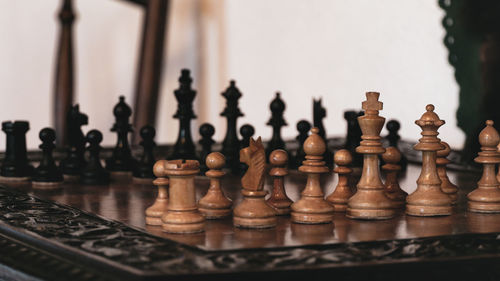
[266,92,287,157]
[220,80,243,173]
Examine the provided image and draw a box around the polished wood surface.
[4,161,491,252]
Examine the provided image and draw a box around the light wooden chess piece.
[406,104,452,216]
[381,146,407,208]
[346,92,395,219]
[266,149,293,215]
[161,159,205,233]
[437,141,458,204]
[233,137,277,228]
[198,152,232,219]
[145,160,169,225]
[291,127,334,224]
[326,149,353,212]
[467,120,500,213]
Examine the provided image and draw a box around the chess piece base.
[162,210,204,233]
[468,201,500,213]
[266,198,292,215]
[291,196,334,224]
[233,190,276,229]
[268,204,291,215]
[145,197,168,226]
[444,192,458,205]
[0,176,30,183]
[32,181,62,190]
[405,204,453,216]
[346,207,395,220]
[199,207,232,219]
[63,174,80,182]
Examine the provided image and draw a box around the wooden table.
[1,162,500,281]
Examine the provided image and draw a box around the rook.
[0,121,33,181]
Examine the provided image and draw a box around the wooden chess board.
[2,160,500,281]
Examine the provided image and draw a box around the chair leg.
[132,0,169,144]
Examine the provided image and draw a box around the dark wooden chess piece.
[106,96,136,175]
[406,105,452,216]
[291,127,334,224]
[314,99,334,167]
[133,125,156,183]
[81,130,110,185]
[198,152,232,219]
[266,149,293,215]
[381,146,407,208]
[437,141,458,204]
[198,123,215,173]
[326,149,353,212]
[266,92,287,157]
[385,119,408,172]
[291,120,311,169]
[60,104,88,180]
[468,120,500,213]
[160,159,204,233]
[220,80,243,173]
[239,124,255,149]
[313,98,327,139]
[0,121,33,182]
[32,128,64,189]
[347,92,395,220]
[344,110,363,167]
[145,160,169,226]
[234,137,277,228]
[168,69,198,160]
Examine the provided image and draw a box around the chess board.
[2,157,500,281]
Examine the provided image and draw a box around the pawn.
[437,141,458,204]
[133,126,156,183]
[32,128,63,189]
[326,149,353,212]
[198,123,215,173]
[266,149,293,215]
[145,160,169,225]
[239,124,255,149]
[292,120,311,169]
[198,152,232,218]
[81,130,110,185]
[381,146,407,208]
[385,120,408,171]
[291,127,334,224]
[239,124,255,173]
[467,120,500,213]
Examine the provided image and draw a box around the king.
[346,92,396,219]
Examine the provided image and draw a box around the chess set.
[2,69,500,280]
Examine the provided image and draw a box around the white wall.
[0,0,462,150]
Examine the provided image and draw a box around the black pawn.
[33,128,63,184]
[133,126,156,179]
[60,104,88,176]
[199,123,215,173]
[344,110,363,167]
[220,80,244,173]
[291,120,311,169]
[168,69,198,160]
[106,96,136,172]
[385,119,408,171]
[239,124,255,174]
[81,130,109,185]
[313,98,327,139]
[0,121,33,179]
[266,92,287,158]
[239,124,255,149]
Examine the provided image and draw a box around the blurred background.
[1,0,494,160]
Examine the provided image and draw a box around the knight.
[233,137,277,228]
